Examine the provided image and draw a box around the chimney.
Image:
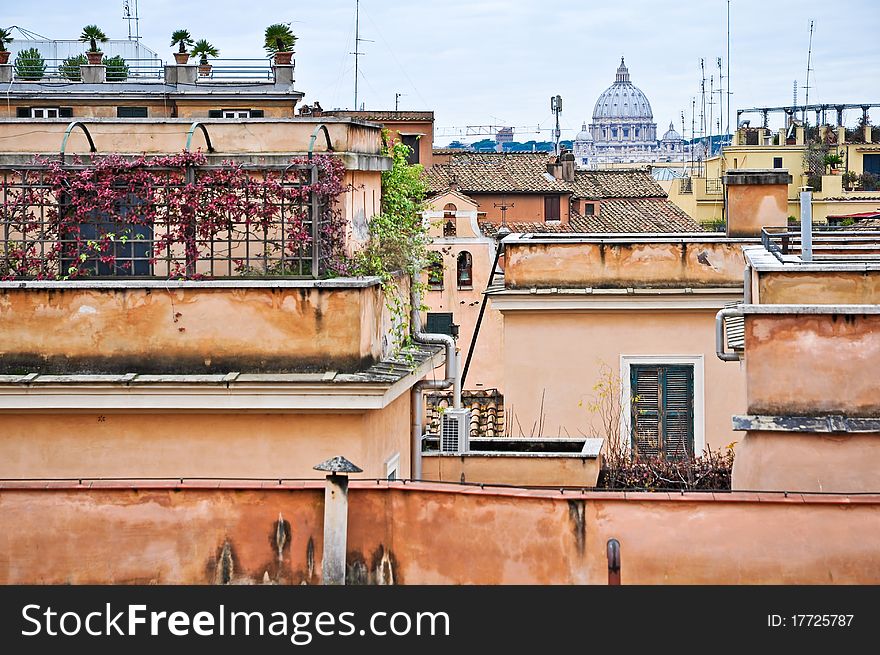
[722,169,793,237]
[164,63,198,85]
[560,151,576,183]
[546,156,562,180]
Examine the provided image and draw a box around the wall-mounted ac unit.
[440,408,471,454]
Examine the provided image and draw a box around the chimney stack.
[722,169,792,238]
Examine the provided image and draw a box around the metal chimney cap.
[313,456,363,474]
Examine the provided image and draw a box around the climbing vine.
[353,138,431,355]
[0,152,347,280]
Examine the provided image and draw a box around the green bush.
[59,54,88,81]
[14,48,46,80]
[104,55,129,81]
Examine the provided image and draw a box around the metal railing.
[197,59,275,82]
[761,225,880,263]
[705,177,723,194]
[12,58,165,81]
[0,163,327,280]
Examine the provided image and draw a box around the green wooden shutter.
[249,109,264,118]
[58,107,74,118]
[426,312,453,336]
[631,364,694,459]
[208,109,223,118]
[16,107,30,118]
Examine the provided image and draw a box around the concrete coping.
[423,437,603,459]
[0,277,383,291]
[722,169,793,185]
[738,303,880,315]
[733,415,880,433]
[492,286,743,296]
[744,244,880,272]
[502,233,759,245]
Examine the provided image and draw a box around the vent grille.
[440,408,471,454]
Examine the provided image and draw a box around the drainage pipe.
[409,281,461,479]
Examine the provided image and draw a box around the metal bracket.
[185,122,215,153]
[308,124,333,161]
[59,121,97,163]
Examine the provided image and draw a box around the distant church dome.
[592,58,653,121]
[575,122,592,141]
[662,122,682,141]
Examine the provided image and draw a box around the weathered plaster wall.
[1,484,878,584]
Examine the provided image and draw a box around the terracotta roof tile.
[570,198,703,233]
[425,152,570,194]
[480,221,576,236]
[569,169,667,199]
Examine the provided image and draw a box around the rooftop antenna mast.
[709,74,715,154]
[550,94,563,156]
[699,58,707,147]
[716,57,725,143]
[726,0,731,138]
[122,0,140,42]
[351,0,373,110]
[802,20,814,126]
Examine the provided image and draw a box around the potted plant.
[80,25,108,64]
[191,39,219,76]
[104,55,129,82]
[170,29,194,64]
[14,48,46,80]
[0,28,12,65]
[823,152,844,174]
[264,23,296,65]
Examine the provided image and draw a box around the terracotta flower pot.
[198,63,212,77]
[274,51,293,66]
[86,51,104,65]
[173,52,190,65]
[0,51,10,65]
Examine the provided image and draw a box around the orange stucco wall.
[0,284,385,374]
[726,183,788,237]
[0,393,410,480]
[758,271,880,304]
[1,483,878,584]
[501,310,746,448]
[504,241,746,289]
[472,194,570,224]
[744,314,880,416]
[422,454,600,486]
[0,101,297,120]
[732,431,880,493]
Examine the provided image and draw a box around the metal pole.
[800,188,813,262]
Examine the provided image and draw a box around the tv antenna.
[802,20,814,125]
[122,0,140,42]
[395,92,407,111]
[550,95,562,156]
[351,0,374,110]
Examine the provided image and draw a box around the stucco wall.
[732,431,880,493]
[0,284,385,374]
[504,241,746,289]
[758,271,880,304]
[501,310,746,448]
[1,483,878,584]
[744,314,880,416]
[421,454,600,487]
[726,183,788,237]
[471,194,570,224]
[0,396,410,480]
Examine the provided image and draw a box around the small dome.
[575,122,593,142]
[592,58,653,121]
[661,121,682,141]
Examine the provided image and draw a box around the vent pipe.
[800,187,813,262]
[410,280,461,479]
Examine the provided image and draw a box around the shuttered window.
[117,106,148,118]
[630,364,694,459]
[544,195,561,221]
[426,312,453,336]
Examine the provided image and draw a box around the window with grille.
[630,364,694,459]
[456,251,473,289]
[117,106,148,118]
[208,109,265,118]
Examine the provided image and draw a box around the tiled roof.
[426,188,479,207]
[425,152,570,194]
[568,169,667,199]
[480,221,576,237]
[570,198,703,233]
[321,110,434,122]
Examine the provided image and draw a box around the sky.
[5,0,879,144]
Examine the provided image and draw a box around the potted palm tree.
[264,23,296,65]
[80,25,109,64]
[171,29,194,65]
[191,39,219,76]
[0,28,12,65]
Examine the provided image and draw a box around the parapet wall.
[1,482,877,585]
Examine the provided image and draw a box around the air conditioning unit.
[440,408,471,454]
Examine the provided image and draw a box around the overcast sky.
[6,0,878,143]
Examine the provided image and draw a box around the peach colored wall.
[732,431,880,493]
[744,314,880,416]
[727,184,788,237]
[0,120,380,156]
[501,310,745,448]
[422,454,600,487]
[0,399,410,480]
[0,285,384,373]
[384,122,434,169]
[2,102,296,120]
[472,194,570,224]
[2,484,879,584]
[505,241,746,289]
[758,271,880,304]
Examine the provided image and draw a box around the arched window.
[443,202,457,236]
[457,251,473,289]
[426,254,444,289]
[443,203,457,216]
